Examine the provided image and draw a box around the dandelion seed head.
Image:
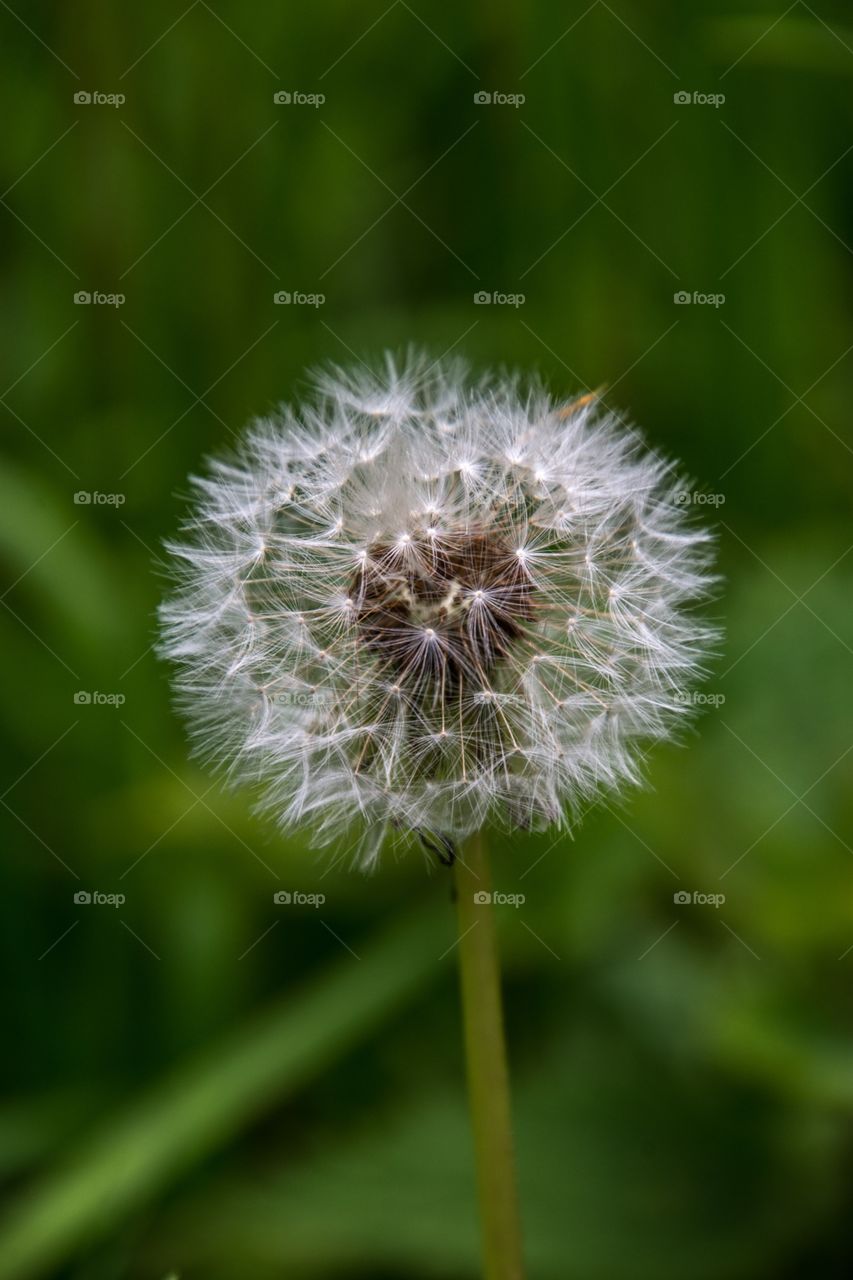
[159,352,717,866]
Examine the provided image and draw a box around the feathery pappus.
[159,353,717,866]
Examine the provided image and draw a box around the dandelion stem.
[454,829,525,1280]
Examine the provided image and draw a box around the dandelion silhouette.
[160,352,715,864]
[160,351,717,1280]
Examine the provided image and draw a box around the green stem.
[454,830,526,1280]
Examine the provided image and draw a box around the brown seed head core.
[350,528,536,695]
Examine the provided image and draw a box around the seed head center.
[350,528,534,692]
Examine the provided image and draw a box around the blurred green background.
[1,3,852,1277]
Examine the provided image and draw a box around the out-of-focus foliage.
[0,2,851,1277]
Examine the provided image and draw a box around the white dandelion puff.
[159,352,718,866]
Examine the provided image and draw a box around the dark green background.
[2,3,852,1277]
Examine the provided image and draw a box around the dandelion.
[159,351,717,1280]
[160,353,715,862]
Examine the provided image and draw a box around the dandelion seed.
[159,351,717,866]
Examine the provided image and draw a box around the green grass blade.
[0,899,450,1280]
